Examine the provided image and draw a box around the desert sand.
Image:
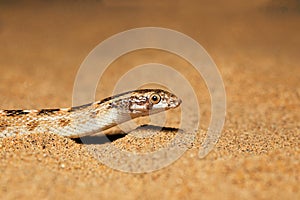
[0,1,299,199]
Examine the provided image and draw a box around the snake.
[0,89,182,138]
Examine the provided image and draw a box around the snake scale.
[0,89,181,138]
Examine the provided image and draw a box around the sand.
[0,1,299,199]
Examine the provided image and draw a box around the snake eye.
[150,93,161,104]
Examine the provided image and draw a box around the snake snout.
[168,94,182,108]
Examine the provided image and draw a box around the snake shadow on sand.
[73,125,180,145]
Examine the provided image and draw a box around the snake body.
[0,89,181,138]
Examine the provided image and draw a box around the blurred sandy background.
[0,0,299,199]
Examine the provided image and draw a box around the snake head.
[126,89,182,116]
